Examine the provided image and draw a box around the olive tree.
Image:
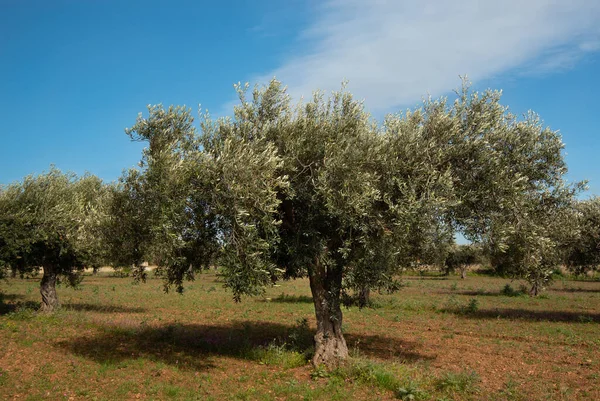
[566,197,600,276]
[0,168,108,311]
[103,170,154,279]
[447,85,583,295]
[123,81,465,367]
[444,244,484,279]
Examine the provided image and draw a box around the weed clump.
[244,318,314,368]
[320,358,429,400]
[247,342,307,369]
[501,284,524,297]
[434,370,480,394]
[441,295,479,315]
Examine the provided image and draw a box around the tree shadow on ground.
[0,293,25,301]
[55,320,430,372]
[61,303,147,313]
[403,276,449,281]
[444,286,600,296]
[0,300,39,315]
[258,294,314,304]
[445,290,515,297]
[0,300,146,315]
[568,278,600,283]
[550,287,600,294]
[456,308,600,323]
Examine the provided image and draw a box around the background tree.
[566,197,600,276]
[103,170,153,279]
[0,168,108,311]
[444,244,484,279]
[447,85,583,295]
[124,82,455,367]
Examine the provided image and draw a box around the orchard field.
[2,81,600,400]
[1,271,598,401]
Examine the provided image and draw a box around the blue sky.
[1,0,599,196]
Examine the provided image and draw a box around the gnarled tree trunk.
[460,265,468,279]
[40,265,59,312]
[308,259,348,368]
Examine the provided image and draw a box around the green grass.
[244,342,308,368]
[434,370,480,395]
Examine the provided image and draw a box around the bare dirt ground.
[1,272,598,400]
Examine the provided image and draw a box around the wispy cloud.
[247,0,600,112]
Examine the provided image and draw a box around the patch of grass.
[329,358,430,400]
[270,293,313,304]
[578,314,595,323]
[115,381,136,398]
[495,378,527,401]
[434,370,480,394]
[0,368,7,386]
[440,295,479,315]
[287,317,314,351]
[162,384,183,398]
[245,342,308,369]
[2,302,38,319]
[333,358,401,392]
[239,318,313,369]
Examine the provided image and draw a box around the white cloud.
[248,0,600,112]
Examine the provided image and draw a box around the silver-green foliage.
[0,168,108,288]
[566,197,600,276]
[447,85,583,294]
[113,101,286,297]
[121,79,580,296]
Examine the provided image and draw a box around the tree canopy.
[0,168,108,310]
[566,197,600,276]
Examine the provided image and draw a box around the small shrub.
[465,298,479,314]
[518,284,529,294]
[501,284,523,297]
[498,378,526,401]
[162,384,182,398]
